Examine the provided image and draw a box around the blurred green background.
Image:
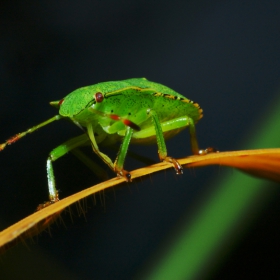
[1,1,280,279]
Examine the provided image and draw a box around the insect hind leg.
[188,118,216,155]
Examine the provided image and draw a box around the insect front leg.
[37,134,90,210]
[148,109,183,174]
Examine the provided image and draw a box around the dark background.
[0,1,280,279]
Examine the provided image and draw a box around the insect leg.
[188,117,200,154]
[188,118,215,155]
[132,115,215,156]
[38,134,89,210]
[148,109,183,174]
[87,124,132,181]
[114,126,133,181]
[87,124,115,170]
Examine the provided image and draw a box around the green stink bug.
[0,78,211,208]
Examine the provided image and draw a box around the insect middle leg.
[147,109,183,174]
[87,124,115,170]
[114,126,133,181]
[87,124,133,181]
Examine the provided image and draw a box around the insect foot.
[115,169,132,182]
[164,157,183,175]
[36,191,60,211]
[37,201,54,211]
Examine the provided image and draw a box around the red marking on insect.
[7,134,20,144]
[123,119,140,131]
[58,99,64,106]
[110,114,121,121]
[95,92,104,103]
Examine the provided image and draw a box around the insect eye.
[95,92,104,103]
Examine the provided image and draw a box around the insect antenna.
[0,115,63,151]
